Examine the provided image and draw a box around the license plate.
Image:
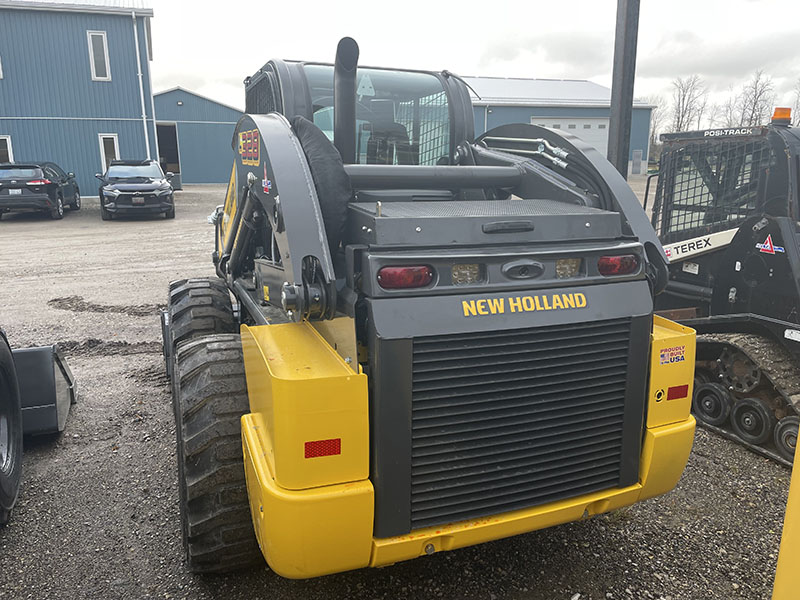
[132,197,145,205]
[8,189,21,195]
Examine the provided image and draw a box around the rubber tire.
[774,415,800,462]
[165,205,175,219]
[730,397,777,445]
[0,335,23,526]
[692,382,732,427]
[101,206,112,221]
[71,191,81,210]
[50,196,64,220]
[173,334,261,572]
[167,278,236,355]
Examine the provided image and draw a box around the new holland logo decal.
[756,234,785,255]
[462,293,588,317]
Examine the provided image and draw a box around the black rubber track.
[173,334,261,573]
[167,278,237,354]
[0,333,23,526]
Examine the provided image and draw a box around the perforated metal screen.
[652,137,772,243]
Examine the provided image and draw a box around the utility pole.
[607,0,640,180]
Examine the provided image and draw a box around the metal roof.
[154,86,244,115]
[463,76,651,109]
[0,0,153,17]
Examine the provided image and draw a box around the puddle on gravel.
[48,295,164,318]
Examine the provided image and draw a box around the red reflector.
[377,265,434,289]
[304,438,341,458]
[667,384,689,401]
[26,179,51,185]
[597,254,639,276]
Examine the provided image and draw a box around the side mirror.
[166,172,174,179]
[67,172,75,179]
[95,173,103,180]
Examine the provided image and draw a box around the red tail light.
[26,179,51,185]
[597,255,639,276]
[377,266,434,289]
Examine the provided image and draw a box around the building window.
[598,123,607,129]
[98,133,119,171]
[87,31,111,81]
[551,124,561,129]
[584,124,591,129]
[568,124,576,129]
[0,136,12,162]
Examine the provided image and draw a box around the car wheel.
[71,191,81,210]
[50,196,64,220]
[101,206,112,221]
[165,206,175,219]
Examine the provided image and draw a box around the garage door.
[530,117,609,156]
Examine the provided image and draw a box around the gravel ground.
[0,186,789,600]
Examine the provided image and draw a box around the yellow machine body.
[240,316,696,579]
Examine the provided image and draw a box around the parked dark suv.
[0,162,81,220]
[96,159,175,220]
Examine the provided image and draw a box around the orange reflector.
[304,438,341,458]
[773,107,792,122]
[667,384,689,401]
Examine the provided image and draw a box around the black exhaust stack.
[334,37,359,164]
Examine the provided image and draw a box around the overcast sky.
[148,0,800,112]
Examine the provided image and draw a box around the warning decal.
[756,234,785,255]
[660,345,686,365]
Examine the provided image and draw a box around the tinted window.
[304,64,451,166]
[0,167,43,179]
[89,32,109,80]
[49,163,67,178]
[106,164,164,178]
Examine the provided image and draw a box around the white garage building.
[465,76,653,168]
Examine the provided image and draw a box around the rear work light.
[377,265,434,289]
[597,255,639,276]
[26,179,51,185]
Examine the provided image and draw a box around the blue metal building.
[153,87,242,185]
[465,77,652,172]
[0,0,156,194]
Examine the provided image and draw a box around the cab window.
[304,65,451,166]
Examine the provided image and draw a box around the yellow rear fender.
[240,321,369,490]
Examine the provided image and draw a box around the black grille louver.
[410,318,633,530]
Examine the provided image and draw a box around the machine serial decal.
[462,293,587,317]
[659,345,686,365]
[756,234,785,254]
[238,129,260,166]
[663,228,738,263]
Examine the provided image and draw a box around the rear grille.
[410,318,632,529]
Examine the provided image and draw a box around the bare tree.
[643,95,666,146]
[793,78,800,127]
[720,86,741,128]
[738,69,775,126]
[705,103,723,129]
[695,93,711,129]
[670,75,706,132]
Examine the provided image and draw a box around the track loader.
[161,38,696,578]
[649,108,800,463]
